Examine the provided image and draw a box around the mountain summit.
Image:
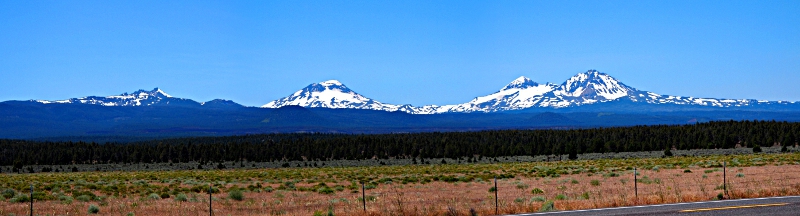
[261,80,415,112]
[553,70,636,101]
[501,76,541,90]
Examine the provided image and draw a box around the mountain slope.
[431,76,558,113]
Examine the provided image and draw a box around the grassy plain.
[3,152,800,215]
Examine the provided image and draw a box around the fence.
[3,162,800,215]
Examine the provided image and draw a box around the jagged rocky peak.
[555,69,635,100]
[125,88,172,98]
[501,76,541,90]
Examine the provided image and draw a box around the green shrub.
[555,194,567,200]
[1,188,15,199]
[530,188,545,194]
[88,204,100,214]
[590,180,600,186]
[147,193,161,200]
[514,197,525,203]
[76,195,92,202]
[58,195,73,204]
[73,191,98,200]
[32,191,53,201]
[228,190,244,201]
[317,187,335,195]
[160,192,170,199]
[736,173,745,178]
[684,169,692,173]
[539,200,556,212]
[753,145,762,153]
[174,193,188,202]
[10,194,30,203]
[488,187,497,192]
[530,196,546,202]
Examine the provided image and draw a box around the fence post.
[494,176,498,215]
[362,182,366,212]
[209,184,212,216]
[723,161,727,198]
[30,184,33,216]
[634,167,638,199]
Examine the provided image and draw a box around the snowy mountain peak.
[319,80,343,86]
[127,88,172,98]
[554,70,635,101]
[263,80,383,110]
[501,76,541,90]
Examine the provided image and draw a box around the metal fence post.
[723,161,728,198]
[494,176,498,215]
[362,182,366,211]
[634,167,638,198]
[30,184,33,216]
[209,184,212,216]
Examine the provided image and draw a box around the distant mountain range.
[3,69,800,139]
[27,70,797,114]
[261,69,797,113]
[31,87,244,109]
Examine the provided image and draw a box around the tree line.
[1,120,798,167]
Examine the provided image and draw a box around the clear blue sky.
[1,0,799,106]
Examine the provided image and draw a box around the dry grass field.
[3,153,800,215]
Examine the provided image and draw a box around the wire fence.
[4,162,800,215]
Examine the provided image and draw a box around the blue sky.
[1,0,798,106]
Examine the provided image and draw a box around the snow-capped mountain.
[32,88,234,108]
[263,70,797,114]
[261,80,417,112]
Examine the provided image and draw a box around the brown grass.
[2,164,800,215]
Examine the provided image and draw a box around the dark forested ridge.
[5,99,800,140]
[2,120,799,167]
